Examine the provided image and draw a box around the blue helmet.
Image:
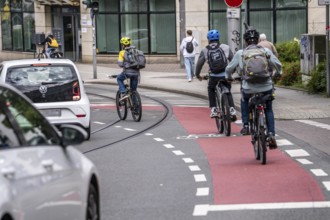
[207,29,220,41]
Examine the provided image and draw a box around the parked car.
[0,83,100,220]
[0,59,91,139]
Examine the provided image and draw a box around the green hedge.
[306,62,327,94]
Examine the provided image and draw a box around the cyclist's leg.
[129,74,140,111]
[240,90,251,135]
[223,81,237,121]
[189,57,195,78]
[116,72,127,94]
[263,89,277,149]
[208,76,218,117]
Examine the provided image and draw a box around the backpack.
[242,45,271,83]
[207,44,228,73]
[186,37,194,53]
[48,37,59,48]
[125,48,146,69]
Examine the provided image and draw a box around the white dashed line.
[154,138,164,142]
[277,139,293,146]
[93,121,105,125]
[124,128,136,131]
[311,169,328,176]
[115,125,122,128]
[196,188,209,196]
[182,158,194,163]
[194,174,207,182]
[189,165,201,171]
[296,120,330,131]
[163,144,175,149]
[145,133,153,136]
[172,150,185,156]
[285,149,310,157]
[323,182,330,191]
[193,202,330,216]
[296,158,313,165]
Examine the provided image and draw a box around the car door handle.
[42,159,54,170]
[1,166,16,179]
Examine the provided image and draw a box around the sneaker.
[229,107,237,122]
[210,107,218,118]
[188,79,192,82]
[268,132,278,149]
[240,125,250,135]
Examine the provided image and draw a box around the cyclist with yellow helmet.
[117,36,140,99]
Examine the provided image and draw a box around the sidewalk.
[76,63,330,120]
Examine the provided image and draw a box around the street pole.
[227,7,241,54]
[327,5,330,96]
[179,0,185,68]
[92,12,97,79]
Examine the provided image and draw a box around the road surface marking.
[163,144,175,149]
[172,150,185,155]
[93,121,105,125]
[193,202,330,216]
[277,139,293,146]
[194,174,207,182]
[124,128,136,131]
[154,138,164,142]
[310,169,328,176]
[296,158,313,164]
[145,133,153,136]
[189,165,201,171]
[196,188,209,196]
[285,149,310,157]
[295,120,330,131]
[323,182,330,191]
[183,158,194,163]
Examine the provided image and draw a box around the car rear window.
[5,65,81,103]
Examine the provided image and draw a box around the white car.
[0,59,91,139]
[0,83,100,220]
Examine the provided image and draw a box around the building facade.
[0,0,327,63]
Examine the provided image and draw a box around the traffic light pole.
[92,13,97,79]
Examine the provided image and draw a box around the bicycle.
[204,75,232,136]
[248,92,274,165]
[109,74,142,122]
[36,45,63,59]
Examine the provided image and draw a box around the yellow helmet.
[120,37,131,46]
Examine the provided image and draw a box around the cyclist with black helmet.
[117,36,140,100]
[195,29,237,121]
[225,25,282,149]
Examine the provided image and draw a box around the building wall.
[309,1,327,35]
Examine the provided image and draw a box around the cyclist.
[225,26,282,149]
[42,33,59,58]
[195,29,237,121]
[117,37,140,102]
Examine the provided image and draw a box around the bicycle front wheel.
[116,90,128,120]
[215,90,223,133]
[221,93,231,136]
[131,91,142,122]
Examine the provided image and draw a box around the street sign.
[224,0,243,8]
[319,0,330,5]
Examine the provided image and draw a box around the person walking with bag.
[180,30,199,82]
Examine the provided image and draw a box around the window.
[0,0,35,52]
[96,0,176,54]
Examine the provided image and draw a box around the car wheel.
[86,124,91,140]
[86,183,99,220]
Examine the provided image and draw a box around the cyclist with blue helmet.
[195,29,237,120]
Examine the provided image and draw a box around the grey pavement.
[76,62,330,120]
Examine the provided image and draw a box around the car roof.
[0,59,76,67]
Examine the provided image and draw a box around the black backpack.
[186,38,194,53]
[207,44,228,73]
[125,48,146,69]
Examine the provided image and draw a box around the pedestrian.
[195,29,237,121]
[226,25,282,149]
[180,30,199,82]
[258,33,278,57]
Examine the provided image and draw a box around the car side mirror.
[59,124,88,146]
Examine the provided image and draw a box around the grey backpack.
[125,48,146,69]
[242,45,271,83]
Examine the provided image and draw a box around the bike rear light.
[72,81,81,100]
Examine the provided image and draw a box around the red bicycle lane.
[173,106,325,205]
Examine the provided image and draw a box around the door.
[63,14,80,61]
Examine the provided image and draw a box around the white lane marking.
[296,158,313,165]
[189,165,201,171]
[124,128,136,131]
[285,149,310,157]
[311,169,328,176]
[163,144,175,149]
[193,202,330,216]
[323,182,330,191]
[154,138,164,142]
[183,158,194,163]
[172,150,185,156]
[296,120,330,131]
[115,125,122,128]
[145,133,153,136]
[196,188,209,196]
[194,174,207,182]
[277,139,293,146]
[93,121,105,125]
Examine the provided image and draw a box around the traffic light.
[91,0,99,14]
[82,0,92,8]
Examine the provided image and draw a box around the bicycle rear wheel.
[221,93,231,136]
[215,90,223,133]
[37,53,47,59]
[251,111,260,160]
[116,90,128,120]
[258,126,267,165]
[131,91,142,122]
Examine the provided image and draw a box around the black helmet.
[243,24,259,44]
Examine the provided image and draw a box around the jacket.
[118,46,140,75]
[180,36,199,57]
[195,42,233,78]
[225,45,282,94]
